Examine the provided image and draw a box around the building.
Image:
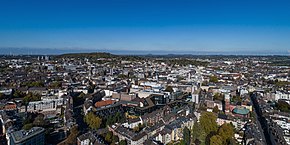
[274,91,290,101]
[23,98,64,113]
[7,127,45,145]
[109,124,148,145]
[77,132,105,145]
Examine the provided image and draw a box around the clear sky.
[0,0,290,54]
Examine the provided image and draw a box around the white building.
[24,98,64,112]
[274,91,290,101]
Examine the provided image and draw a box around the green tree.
[0,93,4,99]
[33,114,46,127]
[112,135,119,143]
[183,127,191,145]
[213,93,223,101]
[231,95,242,102]
[178,140,186,145]
[13,90,25,98]
[210,135,223,145]
[118,74,128,79]
[84,112,102,130]
[118,140,127,145]
[23,92,41,105]
[200,112,218,135]
[218,123,235,144]
[22,123,33,130]
[277,101,290,112]
[105,131,113,143]
[191,122,199,141]
[49,81,62,89]
[23,81,44,87]
[209,76,218,83]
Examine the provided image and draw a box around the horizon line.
[0,47,289,56]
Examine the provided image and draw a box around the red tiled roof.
[95,100,115,108]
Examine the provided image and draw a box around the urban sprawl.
[0,53,289,145]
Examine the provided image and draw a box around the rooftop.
[11,127,45,143]
[232,107,250,115]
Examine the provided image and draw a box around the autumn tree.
[84,112,102,130]
[210,135,223,145]
[218,123,235,144]
[105,131,113,143]
[199,112,218,135]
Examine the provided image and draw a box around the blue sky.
[0,0,290,54]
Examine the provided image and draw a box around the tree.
[22,123,33,130]
[210,135,223,145]
[231,95,242,103]
[209,76,218,83]
[22,81,44,87]
[23,92,41,105]
[133,126,140,132]
[118,140,127,145]
[177,76,185,82]
[200,112,218,135]
[213,93,223,101]
[276,101,290,112]
[218,123,235,144]
[112,135,119,144]
[165,86,174,93]
[191,122,199,141]
[33,114,46,127]
[213,106,219,113]
[105,131,113,143]
[178,140,186,145]
[118,74,128,79]
[66,125,79,145]
[0,93,4,99]
[13,90,25,98]
[84,112,102,130]
[183,127,191,145]
[49,81,62,89]
[105,112,126,126]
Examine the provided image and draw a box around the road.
[250,93,273,145]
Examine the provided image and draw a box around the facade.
[23,98,64,112]
[274,91,290,101]
[109,125,148,145]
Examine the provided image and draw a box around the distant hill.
[56,52,146,62]
[57,52,115,59]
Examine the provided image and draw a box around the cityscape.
[0,54,289,145]
[0,1,290,145]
